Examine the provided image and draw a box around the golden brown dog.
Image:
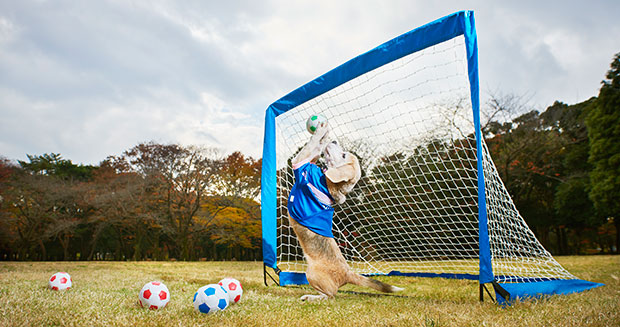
[288,122,403,301]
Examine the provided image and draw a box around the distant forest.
[0,145,262,261]
[1,53,618,261]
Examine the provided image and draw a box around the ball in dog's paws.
[306,114,327,134]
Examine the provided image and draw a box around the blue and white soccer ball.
[193,284,230,314]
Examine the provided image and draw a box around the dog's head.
[323,141,361,205]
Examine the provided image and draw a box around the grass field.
[0,256,618,327]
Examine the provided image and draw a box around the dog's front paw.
[314,122,330,139]
[300,294,328,302]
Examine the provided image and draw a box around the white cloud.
[0,16,18,45]
[0,0,618,164]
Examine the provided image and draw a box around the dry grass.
[0,256,618,327]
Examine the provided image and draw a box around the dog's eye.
[342,154,346,159]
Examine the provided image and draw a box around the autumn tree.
[485,109,565,250]
[40,178,85,260]
[86,160,159,260]
[202,197,261,260]
[119,142,223,260]
[215,152,261,200]
[198,152,261,260]
[0,154,95,260]
[0,157,18,259]
[2,170,55,260]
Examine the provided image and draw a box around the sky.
[1,0,619,165]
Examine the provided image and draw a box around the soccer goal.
[261,11,602,303]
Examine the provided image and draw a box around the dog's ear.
[326,156,361,204]
[325,155,360,184]
[325,164,356,183]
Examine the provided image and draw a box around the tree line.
[0,143,261,261]
[1,53,618,261]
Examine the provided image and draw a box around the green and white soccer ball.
[306,114,328,134]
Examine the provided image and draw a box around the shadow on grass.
[338,290,413,298]
[268,285,416,299]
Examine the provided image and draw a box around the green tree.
[542,100,599,253]
[586,52,620,253]
[19,153,96,181]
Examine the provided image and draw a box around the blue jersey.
[287,162,335,238]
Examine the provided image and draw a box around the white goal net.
[273,35,575,284]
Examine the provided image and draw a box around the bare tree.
[482,89,533,134]
[87,163,156,260]
[3,172,53,260]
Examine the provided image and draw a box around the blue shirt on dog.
[287,162,335,238]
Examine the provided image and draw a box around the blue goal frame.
[260,11,602,304]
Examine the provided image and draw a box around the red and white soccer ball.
[138,281,170,310]
[218,278,243,304]
[48,272,72,291]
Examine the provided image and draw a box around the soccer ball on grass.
[218,278,243,304]
[138,281,170,310]
[193,284,229,314]
[48,272,72,291]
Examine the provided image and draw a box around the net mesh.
[274,36,575,283]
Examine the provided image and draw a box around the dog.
[287,122,403,301]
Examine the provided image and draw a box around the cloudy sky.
[1,0,618,165]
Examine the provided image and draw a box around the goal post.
[261,11,602,303]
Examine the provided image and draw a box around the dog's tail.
[347,273,404,293]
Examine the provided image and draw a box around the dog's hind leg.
[300,263,340,301]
